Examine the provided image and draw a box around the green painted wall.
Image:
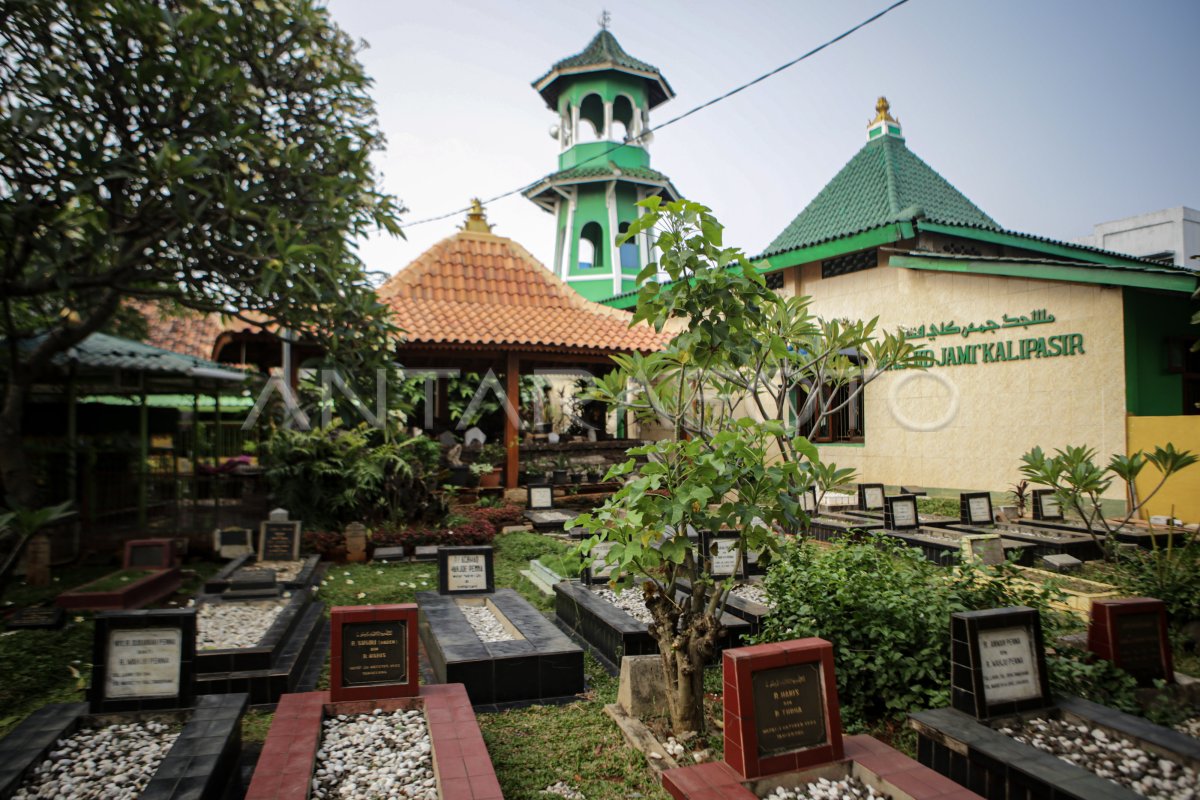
[1123,289,1195,415]
[559,141,648,170]
[557,74,647,114]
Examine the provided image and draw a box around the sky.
[325,0,1200,279]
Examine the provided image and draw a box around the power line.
[400,0,913,229]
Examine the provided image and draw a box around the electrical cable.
[398,0,912,229]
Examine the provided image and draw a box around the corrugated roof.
[533,30,673,109]
[19,331,248,379]
[377,229,670,354]
[762,134,1000,258]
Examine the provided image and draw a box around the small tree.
[0,0,404,508]
[574,199,921,733]
[1019,443,1197,560]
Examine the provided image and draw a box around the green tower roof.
[762,103,999,259]
[533,29,674,110]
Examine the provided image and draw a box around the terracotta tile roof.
[378,230,669,354]
[136,303,272,361]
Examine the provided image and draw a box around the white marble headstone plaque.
[529,486,553,510]
[864,487,884,510]
[978,625,1040,703]
[891,499,917,528]
[710,539,739,576]
[105,627,183,700]
[446,553,488,592]
[968,496,992,525]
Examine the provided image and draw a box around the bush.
[755,535,1069,729]
[1111,538,1200,625]
[262,422,443,530]
[468,504,526,529]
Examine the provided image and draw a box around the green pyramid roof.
[533,30,673,110]
[762,133,1000,259]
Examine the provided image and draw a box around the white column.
[603,101,613,140]
[571,105,580,147]
[560,189,576,279]
[608,181,620,296]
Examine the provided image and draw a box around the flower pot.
[569,472,583,484]
[553,469,568,485]
[479,468,502,489]
[447,464,471,486]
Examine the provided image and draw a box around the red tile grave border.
[55,567,181,610]
[663,734,983,800]
[245,684,500,800]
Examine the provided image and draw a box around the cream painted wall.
[789,263,1128,499]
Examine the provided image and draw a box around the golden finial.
[462,198,493,233]
[869,96,899,127]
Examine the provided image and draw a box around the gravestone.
[960,492,994,526]
[1030,489,1064,521]
[89,609,197,713]
[961,534,1005,566]
[413,545,439,562]
[950,606,1051,720]
[214,527,254,559]
[582,541,616,584]
[123,538,173,570]
[373,545,406,562]
[258,511,301,562]
[23,534,51,588]
[526,484,554,510]
[722,637,843,779]
[329,604,419,702]
[1087,597,1174,686]
[6,606,65,630]
[857,483,885,511]
[883,494,919,531]
[704,533,750,579]
[437,546,495,594]
[344,522,368,564]
[1041,553,1082,573]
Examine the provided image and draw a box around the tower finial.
[866,96,902,140]
[598,9,611,30]
[462,198,493,233]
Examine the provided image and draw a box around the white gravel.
[313,708,436,800]
[593,587,653,624]
[1175,715,1200,738]
[461,605,515,642]
[256,559,306,582]
[196,599,284,650]
[13,719,180,800]
[767,777,890,799]
[1001,717,1198,799]
[542,781,585,799]
[730,583,774,608]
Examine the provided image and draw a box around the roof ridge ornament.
[598,9,611,30]
[867,96,903,141]
[461,198,494,233]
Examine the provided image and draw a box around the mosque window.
[579,93,605,140]
[618,221,638,269]
[612,95,635,141]
[579,222,603,269]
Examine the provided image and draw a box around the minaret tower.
[523,16,680,302]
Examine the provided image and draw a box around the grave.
[837,501,1037,566]
[246,603,502,800]
[192,588,326,704]
[525,508,576,533]
[1087,597,1174,686]
[22,533,51,588]
[952,518,1104,561]
[1030,488,1064,521]
[857,483,885,512]
[259,508,301,561]
[959,492,994,526]
[373,544,407,562]
[5,606,65,630]
[847,491,959,528]
[1015,514,1189,550]
[344,521,368,563]
[418,548,584,704]
[662,637,984,800]
[213,526,254,559]
[1041,553,1083,573]
[674,532,773,637]
[57,539,182,611]
[910,606,1200,800]
[90,608,198,713]
[959,534,1005,566]
[0,693,247,800]
[807,512,885,543]
[413,544,440,561]
[554,559,750,672]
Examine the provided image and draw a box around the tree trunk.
[645,583,721,735]
[0,373,36,507]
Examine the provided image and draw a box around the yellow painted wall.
[1127,415,1200,522]
[788,263,1129,501]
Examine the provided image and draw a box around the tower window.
[618,221,638,269]
[579,93,604,140]
[613,94,635,141]
[579,222,603,270]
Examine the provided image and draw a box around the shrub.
[1112,538,1200,625]
[755,535,1069,729]
[468,504,526,529]
[262,422,443,530]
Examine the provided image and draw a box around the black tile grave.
[437,546,496,594]
[202,553,320,595]
[676,577,771,638]
[699,531,763,578]
[89,609,197,713]
[856,483,885,511]
[807,513,885,542]
[0,693,247,800]
[949,520,1104,561]
[1030,488,1064,521]
[526,483,555,510]
[258,520,301,561]
[524,509,576,533]
[417,588,584,704]
[883,493,920,531]
[193,590,326,705]
[413,545,439,561]
[959,492,994,527]
[373,545,406,561]
[1015,516,1190,550]
[553,580,750,673]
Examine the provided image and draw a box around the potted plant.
[552,454,569,485]
[569,463,584,484]
[470,461,500,489]
[586,465,603,483]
